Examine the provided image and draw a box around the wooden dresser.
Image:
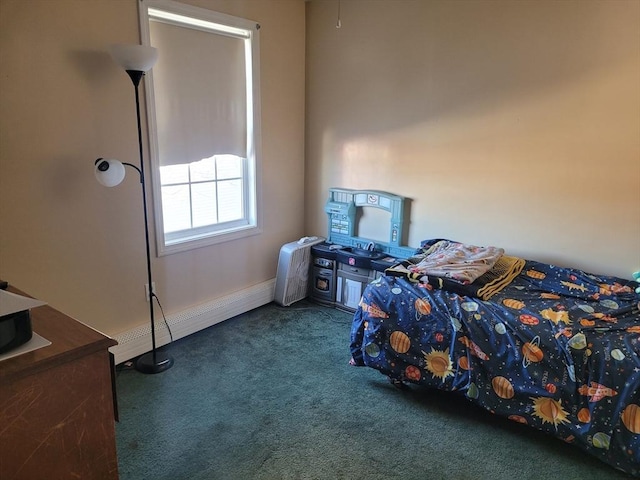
[0,287,119,479]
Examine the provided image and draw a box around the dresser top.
[0,287,117,383]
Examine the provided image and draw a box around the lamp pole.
[95,45,173,374]
[127,70,173,374]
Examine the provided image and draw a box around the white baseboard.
[109,279,275,365]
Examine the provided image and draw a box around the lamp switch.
[145,282,156,301]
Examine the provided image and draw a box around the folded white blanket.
[408,240,505,285]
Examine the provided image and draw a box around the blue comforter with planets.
[350,257,640,476]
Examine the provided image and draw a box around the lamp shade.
[95,158,126,187]
[109,44,158,72]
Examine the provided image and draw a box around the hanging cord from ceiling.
[336,0,342,28]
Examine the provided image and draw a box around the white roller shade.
[150,20,247,166]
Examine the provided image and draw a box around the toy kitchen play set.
[308,188,416,312]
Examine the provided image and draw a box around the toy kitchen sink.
[336,245,385,269]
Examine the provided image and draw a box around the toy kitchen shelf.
[310,188,416,312]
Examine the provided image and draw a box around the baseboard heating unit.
[274,236,325,306]
[109,279,275,365]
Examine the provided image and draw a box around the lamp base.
[135,350,174,374]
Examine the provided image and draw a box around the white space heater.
[274,236,325,306]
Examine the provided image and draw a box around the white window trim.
[138,0,262,256]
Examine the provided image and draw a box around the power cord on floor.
[151,293,174,343]
[115,294,174,375]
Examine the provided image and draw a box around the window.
[160,155,245,241]
[139,0,261,255]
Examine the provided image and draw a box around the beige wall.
[1,0,638,340]
[305,0,640,278]
[0,0,306,336]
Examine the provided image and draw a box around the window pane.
[162,185,191,232]
[160,164,189,185]
[216,154,243,179]
[218,179,243,222]
[190,157,217,182]
[191,182,217,228]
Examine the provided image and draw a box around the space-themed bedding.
[350,244,640,476]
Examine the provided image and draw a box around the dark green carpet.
[115,301,631,479]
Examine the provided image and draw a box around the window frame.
[138,0,262,256]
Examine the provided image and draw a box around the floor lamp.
[94,44,174,374]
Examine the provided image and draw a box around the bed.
[349,239,640,476]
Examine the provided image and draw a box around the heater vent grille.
[110,279,275,364]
